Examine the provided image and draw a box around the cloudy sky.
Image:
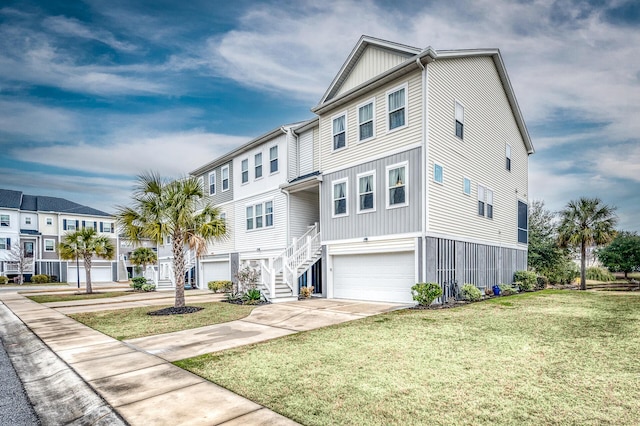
[0,0,638,230]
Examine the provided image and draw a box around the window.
[102,222,113,233]
[358,100,375,141]
[209,172,216,195]
[478,185,485,216]
[434,163,444,184]
[246,201,274,230]
[220,212,226,222]
[255,203,263,228]
[388,85,407,130]
[518,200,528,244]
[0,238,9,250]
[164,235,172,246]
[455,100,464,139]
[265,201,273,227]
[486,189,494,219]
[222,165,229,191]
[246,206,253,230]
[0,214,9,227]
[358,172,375,213]
[64,219,77,231]
[25,217,31,225]
[270,146,278,173]
[333,179,348,217]
[255,153,263,179]
[506,144,512,171]
[241,159,249,184]
[46,217,53,225]
[83,221,96,229]
[463,177,471,195]
[45,239,55,252]
[387,163,407,207]
[477,185,494,218]
[332,113,346,150]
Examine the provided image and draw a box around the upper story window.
[83,221,96,229]
[477,185,493,218]
[387,163,408,208]
[222,165,229,191]
[164,235,172,246]
[220,212,226,222]
[270,146,278,173]
[25,217,31,225]
[255,153,263,179]
[246,206,253,230]
[455,100,464,139]
[209,172,216,195]
[246,201,274,230]
[358,99,375,142]
[387,85,407,131]
[332,113,346,150]
[434,163,444,184]
[265,201,273,227]
[46,217,53,225]
[333,179,348,217]
[45,239,55,252]
[463,177,471,195]
[0,214,9,227]
[101,222,113,233]
[518,200,528,244]
[506,144,512,171]
[358,172,375,213]
[0,238,9,250]
[241,159,249,184]
[63,219,77,231]
[478,185,485,216]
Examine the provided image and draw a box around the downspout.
[416,56,427,282]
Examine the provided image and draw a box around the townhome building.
[0,189,119,283]
[176,35,533,304]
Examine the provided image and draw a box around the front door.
[24,241,34,258]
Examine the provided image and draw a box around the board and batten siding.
[289,190,319,241]
[427,56,529,247]
[233,189,288,254]
[198,161,233,207]
[321,148,421,242]
[319,71,423,173]
[336,46,412,97]
[298,129,314,176]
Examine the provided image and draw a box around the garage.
[332,251,416,303]
[67,266,113,283]
[201,260,230,284]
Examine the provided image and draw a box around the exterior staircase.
[157,249,197,291]
[259,223,321,302]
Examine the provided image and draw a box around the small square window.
[434,163,444,184]
[0,215,9,227]
[46,217,53,225]
[25,217,31,225]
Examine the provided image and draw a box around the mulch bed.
[222,299,270,306]
[147,306,204,316]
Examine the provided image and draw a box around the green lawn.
[176,291,640,425]
[26,291,133,303]
[70,302,255,340]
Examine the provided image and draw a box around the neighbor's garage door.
[67,266,112,283]
[332,251,415,303]
[202,261,230,284]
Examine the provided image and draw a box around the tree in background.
[597,231,640,279]
[129,246,158,278]
[117,172,226,309]
[7,244,28,285]
[557,197,618,290]
[58,227,115,294]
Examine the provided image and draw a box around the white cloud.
[42,15,137,52]
[0,100,77,142]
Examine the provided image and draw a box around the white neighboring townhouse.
[178,35,534,304]
[0,189,119,283]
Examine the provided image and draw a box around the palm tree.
[58,227,115,294]
[116,172,226,308]
[129,246,157,279]
[557,197,617,290]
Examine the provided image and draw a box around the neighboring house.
[118,237,158,280]
[0,189,119,283]
[177,35,534,304]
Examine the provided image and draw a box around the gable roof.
[0,188,112,217]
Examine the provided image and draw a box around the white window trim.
[208,171,216,195]
[245,198,275,232]
[332,177,349,218]
[269,145,279,175]
[254,152,263,180]
[221,165,230,192]
[46,217,53,225]
[463,177,472,196]
[433,162,444,185]
[454,99,465,140]
[357,98,376,143]
[386,161,409,209]
[241,158,249,185]
[477,184,494,219]
[356,170,376,214]
[331,111,348,152]
[44,238,56,252]
[0,214,9,227]
[386,82,409,133]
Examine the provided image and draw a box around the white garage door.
[67,266,112,283]
[202,261,230,284]
[333,251,415,303]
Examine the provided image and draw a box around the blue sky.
[1,0,639,231]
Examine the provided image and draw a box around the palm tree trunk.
[173,233,185,308]
[85,256,93,294]
[580,241,587,291]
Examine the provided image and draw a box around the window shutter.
[82,220,86,228]
[111,224,114,233]
[76,220,79,229]
[94,221,97,229]
[100,222,103,232]
[63,219,67,230]
[6,238,10,251]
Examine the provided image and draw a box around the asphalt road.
[0,339,40,425]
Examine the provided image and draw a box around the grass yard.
[69,302,255,340]
[26,291,133,304]
[176,290,640,425]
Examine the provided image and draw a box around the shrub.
[536,275,549,290]
[0,276,8,285]
[411,282,442,306]
[586,267,615,282]
[141,283,156,292]
[461,284,482,302]
[300,286,314,298]
[546,261,580,285]
[131,276,147,290]
[242,288,262,304]
[31,274,50,284]
[208,280,233,293]
[235,266,260,293]
[513,270,537,291]
[499,284,517,296]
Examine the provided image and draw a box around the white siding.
[337,46,411,96]
[298,129,314,176]
[234,189,288,254]
[20,212,38,231]
[289,190,319,240]
[208,203,235,254]
[427,56,528,247]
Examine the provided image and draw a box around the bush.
[208,280,233,293]
[0,276,8,285]
[131,276,147,290]
[300,286,314,298]
[513,270,537,291]
[141,283,156,292]
[586,267,615,282]
[461,284,482,302]
[411,282,442,306]
[499,284,517,296]
[546,260,580,285]
[31,274,50,284]
[242,288,262,304]
[536,275,549,290]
